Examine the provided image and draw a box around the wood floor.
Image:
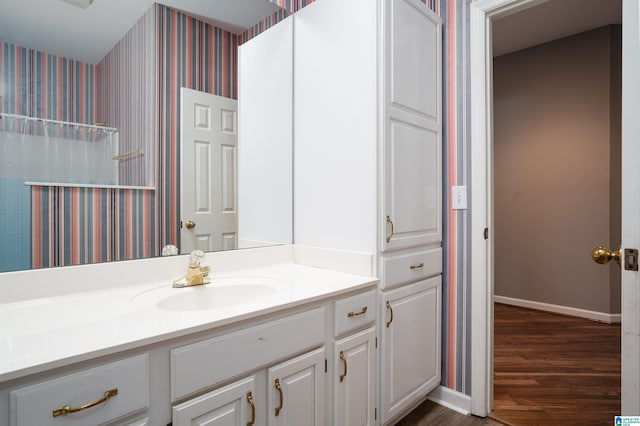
[396,303,620,426]
[396,399,504,425]
[490,303,621,426]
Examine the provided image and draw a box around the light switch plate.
[452,185,467,210]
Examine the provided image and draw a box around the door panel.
[267,347,325,426]
[385,121,441,250]
[390,0,439,122]
[622,0,640,414]
[334,327,376,426]
[381,277,441,423]
[172,376,256,426]
[383,0,442,253]
[180,88,238,253]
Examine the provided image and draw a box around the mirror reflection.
[0,0,294,273]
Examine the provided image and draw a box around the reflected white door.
[621,0,640,414]
[180,88,238,253]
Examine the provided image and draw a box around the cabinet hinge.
[483,227,489,240]
[325,358,328,373]
[375,337,378,349]
[375,408,377,420]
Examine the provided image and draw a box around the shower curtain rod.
[0,112,118,132]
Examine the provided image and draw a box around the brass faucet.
[173,250,211,288]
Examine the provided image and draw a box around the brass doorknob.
[591,246,621,266]
[185,220,196,229]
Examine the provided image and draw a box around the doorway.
[469,0,628,418]
[490,21,622,424]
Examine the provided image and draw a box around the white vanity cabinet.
[333,328,377,426]
[294,0,442,424]
[266,347,325,425]
[381,278,441,424]
[8,355,149,426]
[172,348,325,426]
[332,289,378,426]
[169,287,378,426]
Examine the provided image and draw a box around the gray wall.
[494,26,621,315]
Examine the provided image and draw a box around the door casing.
[469,0,637,417]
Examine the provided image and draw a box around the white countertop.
[0,245,377,383]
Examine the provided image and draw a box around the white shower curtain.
[0,114,119,185]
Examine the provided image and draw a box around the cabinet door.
[382,0,442,252]
[172,376,257,426]
[334,327,377,426]
[380,277,441,424]
[267,347,325,426]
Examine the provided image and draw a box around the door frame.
[469,0,636,417]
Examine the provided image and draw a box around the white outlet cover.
[452,185,468,210]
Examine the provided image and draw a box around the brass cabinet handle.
[274,378,283,417]
[339,350,348,382]
[347,306,368,317]
[246,391,255,426]
[386,301,394,328]
[410,262,424,270]
[185,220,196,229]
[52,388,118,417]
[386,216,394,243]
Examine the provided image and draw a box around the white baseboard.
[494,295,621,324]
[427,386,472,415]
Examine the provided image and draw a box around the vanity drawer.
[380,247,442,289]
[171,306,325,401]
[334,289,377,337]
[10,354,149,426]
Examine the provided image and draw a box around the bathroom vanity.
[0,246,378,425]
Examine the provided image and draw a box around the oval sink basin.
[157,284,277,311]
[130,276,288,312]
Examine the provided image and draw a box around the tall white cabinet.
[294,0,442,424]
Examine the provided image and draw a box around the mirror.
[0,0,293,273]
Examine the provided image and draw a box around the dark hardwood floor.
[396,303,620,426]
[490,303,621,426]
[396,399,504,425]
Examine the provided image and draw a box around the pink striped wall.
[0,0,472,400]
[155,4,241,250]
[439,0,472,395]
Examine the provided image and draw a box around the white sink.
[157,284,277,311]
[131,276,288,312]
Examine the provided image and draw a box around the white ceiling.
[0,0,282,64]
[493,0,622,57]
[1,0,622,67]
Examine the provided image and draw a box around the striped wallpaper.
[97,6,156,188]
[0,41,100,271]
[155,3,241,251]
[439,0,472,396]
[0,42,96,122]
[2,0,473,398]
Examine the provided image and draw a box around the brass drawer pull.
[339,350,348,382]
[246,391,255,426]
[274,378,283,416]
[386,301,394,328]
[410,262,424,270]
[347,306,368,317]
[386,216,394,243]
[52,388,118,417]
